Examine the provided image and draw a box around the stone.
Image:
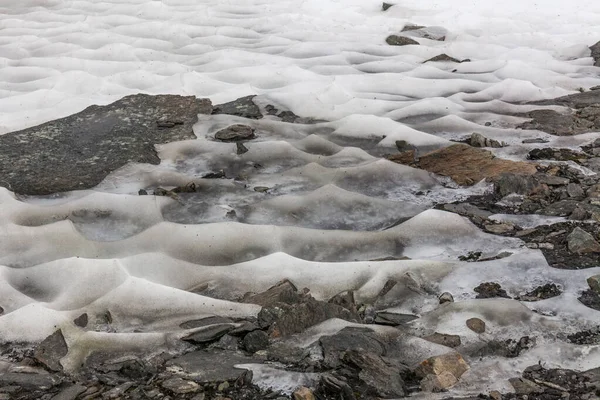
[161,377,200,394]
[328,290,357,314]
[51,384,87,400]
[373,311,418,325]
[258,296,357,338]
[318,374,356,400]
[243,330,269,353]
[166,350,255,383]
[587,275,600,294]
[484,223,514,234]
[567,183,585,198]
[390,144,537,186]
[382,2,394,11]
[34,329,68,372]
[212,95,262,119]
[567,227,600,254]
[466,318,486,333]
[424,54,461,63]
[489,390,502,400]
[443,203,492,220]
[341,351,407,398]
[509,377,544,394]
[214,124,255,142]
[0,306,3,315]
[423,332,461,348]
[385,35,419,46]
[0,94,208,195]
[439,292,454,304]
[236,142,249,154]
[242,279,301,307]
[474,282,510,298]
[522,138,549,144]
[73,313,88,328]
[528,147,589,163]
[293,387,315,400]
[320,327,386,368]
[470,132,504,148]
[415,352,470,381]
[493,173,548,197]
[180,316,234,329]
[182,324,234,344]
[0,372,59,390]
[591,40,600,67]
[420,370,458,392]
[518,283,562,301]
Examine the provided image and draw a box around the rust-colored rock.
[389,144,537,186]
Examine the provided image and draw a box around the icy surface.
[1,0,600,395]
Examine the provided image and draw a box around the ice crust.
[1,0,600,394]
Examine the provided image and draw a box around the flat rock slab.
[0,94,211,195]
[166,350,256,383]
[531,90,600,108]
[212,95,262,119]
[390,144,537,186]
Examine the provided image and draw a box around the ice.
[1,0,600,395]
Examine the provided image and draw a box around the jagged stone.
[470,132,504,148]
[567,227,600,254]
[212,95,262,119]
[34,329,68,372]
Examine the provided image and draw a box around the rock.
[0,94,208,195]
[180,316,234,329]
[387,149,417,165]
[415,352,469,382]
[236,142,249,154]
[211,334,241,351]
[320,327,386,368]
[466,318,486,333]
[476,336,533,358]
[390,144,537,186]
[567,183,585,198]
[532,89,600,109]
[73,313,88,328]
[443,203,492,221]
[484,223,514,234]
[0,372,59,390]
[579,289,600,311]
[424,54,461,63]
[493,173,546,197]
[161,377,200,394]
[528,147,589,163]
[385,35,419,46]
[489,390,502,400]
[257,290,357,337]
[182,324,234,344]
[470,132,504,148]
[341,350,407,398]
[253,186,269,193]
[373,311,418,325]
[328,290,357,314]
[34,329,68,372]
[439,292,454,304]
[293,387,315,400]
[242,279,301,307]
[243,330,269,353]
[536,174,569,186]
[166,350,255,383]
[518,283,562,301]
[522,138,549,144]
[214,124,256,142]
[212,95,262,119]
[587,275,600,294]
[420,370,458,392]
[317,374,356,400]
[543,199,581,216]
[509,377,544,395]
[591,40,600,67]
[382,2,394,11]
[474,282,510,298]
[50,384,87,400]
[401,25,447,41]
[423,332,461,348]
[567,227,600,253]
[0,306,3,315]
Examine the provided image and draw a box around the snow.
[1,0,600,393]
